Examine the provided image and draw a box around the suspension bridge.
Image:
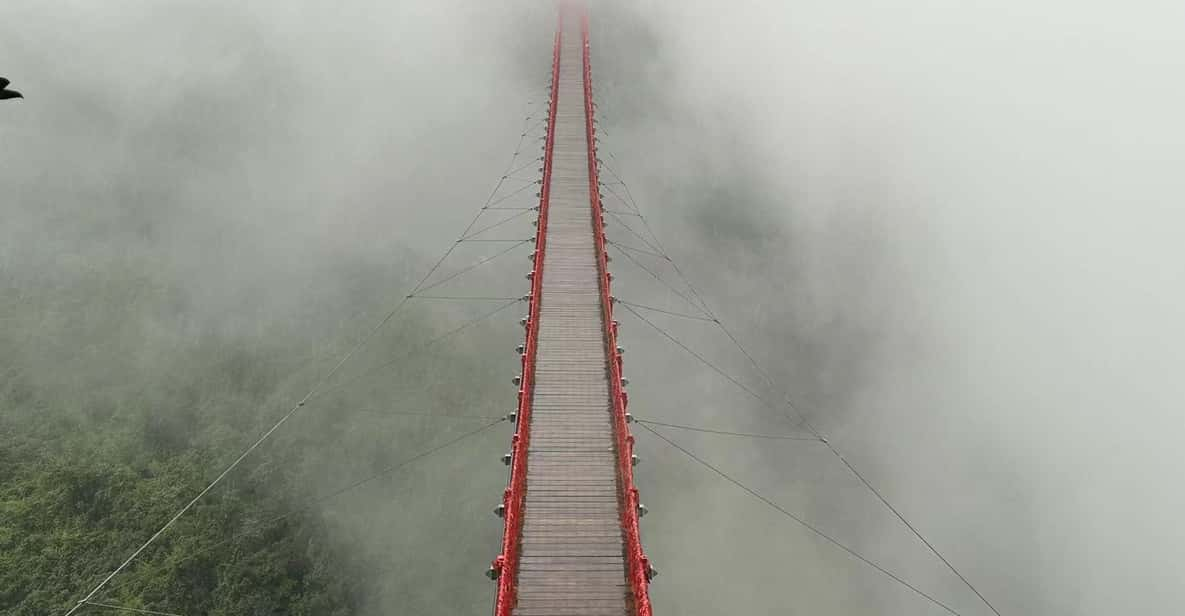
[488,7,649,616]
[54,3,1004,616]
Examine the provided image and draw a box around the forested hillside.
[0,250,518,614]
[0,1,558,613]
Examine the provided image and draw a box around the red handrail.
[580,7,654,615]
[491,9,562,616]
[492,4,652,614]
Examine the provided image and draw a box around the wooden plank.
[513,13,631,616]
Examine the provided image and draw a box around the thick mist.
[590,1,1185,615]
[2,1,553,614]
[4,1,1183,615]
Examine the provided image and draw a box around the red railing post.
[493,5,653,614]
[491,9,563,616]
[579,6,654,615]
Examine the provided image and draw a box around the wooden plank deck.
[514,12,632,616]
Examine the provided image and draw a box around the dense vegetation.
[0,270,334,614]
[0,241,517,615]
[0,5,779,615]
[0,6,535,610]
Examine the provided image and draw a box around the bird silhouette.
[1,77,23,100]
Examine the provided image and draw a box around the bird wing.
[0,77,9,89]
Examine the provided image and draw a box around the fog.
[3,1,1183,615]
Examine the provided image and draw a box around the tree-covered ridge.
[0,250,513,615]
[2,265,338,614]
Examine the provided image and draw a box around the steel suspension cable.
[597,172,714,317]
[604,167,643,214]
[413,240,531,295]
[603,210,662,254]
[335,409,510,422]
[505,157,543,178]
[521,118,548,137]
[625,223,1003,616]
[614,299,717,323]
[100,419,504,601]
[605,239,667,259]
[459,209,534,241]
[307,298,521,402]
[597,164,646,216]
[744,362,1008,616]
[618,303,796,421]
[605,158,1004,616]
[59,103,542,616]
[601,183,642,217]
[485,183,538,208]
[605,209,715,320]
[316,419,505,502]
[608,245,711,318]
[409,295,523,301]
[501,176,542,186]
[637,422,964,616]
[633,419,818,441]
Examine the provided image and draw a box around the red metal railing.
[490,11,562,616]
[492,4,651,614]
[580,7,654,615]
